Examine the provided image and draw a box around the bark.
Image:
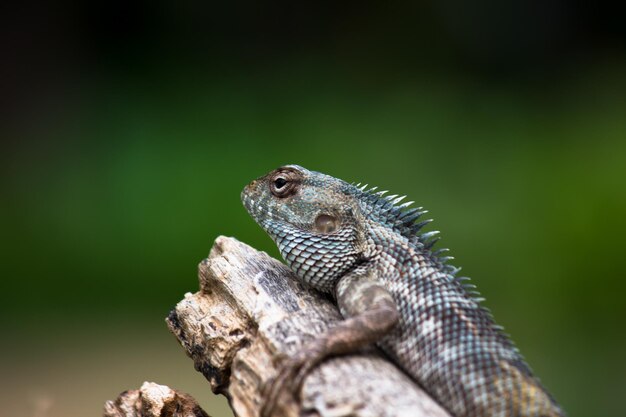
[103,382,210,417]
[165,236,451,417]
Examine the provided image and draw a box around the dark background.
[2,2,625,416]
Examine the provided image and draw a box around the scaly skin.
[241,164,565,417]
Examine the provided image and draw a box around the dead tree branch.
[165,236,450,417]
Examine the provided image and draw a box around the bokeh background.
[2,2,625,417]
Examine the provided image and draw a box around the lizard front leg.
[261,267,399,417]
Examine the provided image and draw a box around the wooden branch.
[166,236,451,417]
[103,382,210,417]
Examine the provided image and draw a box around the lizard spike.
[413,219,434,231]
[444,265,461,274]
[375,197,392,209]
[438,256,455,263]
[399,211,423,225]
[375,190,389,197]
[359,183,369,191]
[420,230,439,241]
[368,186,379,193]
[481,308,496,320]
[392,195,407,205]
[423,237,441,250]
[398,201,414,209]
[410,209,428,218]
[384,194,397,200]
[399,207,420,217]
[355,182,362,187]
[400,211,421,228]
[472,297,486,303]
[432,248,449,256]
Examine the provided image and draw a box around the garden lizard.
[241,164,565,417]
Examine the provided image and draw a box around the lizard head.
[241,164,364,291]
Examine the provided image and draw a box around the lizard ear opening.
[315,214,338,234]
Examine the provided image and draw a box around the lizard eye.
[270,174,295,197]
[274,177,287,189]
[315,214,338,234]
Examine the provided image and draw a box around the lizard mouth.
[240,187,255,214]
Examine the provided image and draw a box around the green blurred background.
[2,2,625,417]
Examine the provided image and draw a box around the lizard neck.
[363,219,449,277]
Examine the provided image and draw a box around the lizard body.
[241,165,564,417]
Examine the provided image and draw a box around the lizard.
[241,164,565,417]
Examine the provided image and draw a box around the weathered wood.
[103,381,210,417]
[166,236,451,417]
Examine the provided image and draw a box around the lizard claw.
[260,351,320,417]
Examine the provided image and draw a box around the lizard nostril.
[244,181,256,194]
